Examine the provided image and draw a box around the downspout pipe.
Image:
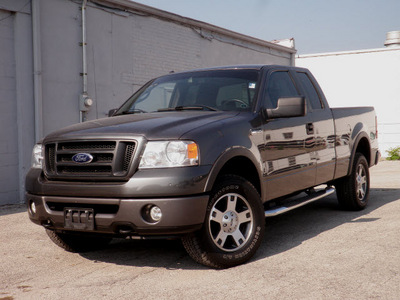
[32,0,43,141]
[82,0,88,94]
[80,0,92,122]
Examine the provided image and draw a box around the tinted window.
[264,71,299,108]
[297,72,322,109]
[216,82,256,109]
[134,82,175,112]
[116,69,260,114]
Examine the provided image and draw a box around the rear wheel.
[46,229,112,252]
[335,153,370,210]
[182,175,265,268]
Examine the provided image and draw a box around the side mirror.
[266,97,306,119]
[108,108,118,117]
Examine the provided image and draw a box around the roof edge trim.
[91,0,297,54]
[297,46,400,58]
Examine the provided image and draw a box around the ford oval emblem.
[72,153,93,164]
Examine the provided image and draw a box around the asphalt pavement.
[1,161,399,299]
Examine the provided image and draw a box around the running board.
[264,187,336,218]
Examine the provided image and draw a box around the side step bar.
[264,187,336,218]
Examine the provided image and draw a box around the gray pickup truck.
[26,65,380,268]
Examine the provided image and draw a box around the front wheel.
[182,175,265,268]
[335,153,370,210]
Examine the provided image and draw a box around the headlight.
[31,144,44,169]
[139,141,198,169]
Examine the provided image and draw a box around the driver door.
[260,69,316,201]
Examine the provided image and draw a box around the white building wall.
[0,0,294,205]
[0,10,18,205]
[36,0,294,140]
[0,5,34,205]
[297,47,400,156]
[83,2,293,121]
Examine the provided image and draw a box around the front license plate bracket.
[64,207,94,230]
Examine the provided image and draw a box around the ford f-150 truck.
[26,65,380,268]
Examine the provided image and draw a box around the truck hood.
[45,111,237,141]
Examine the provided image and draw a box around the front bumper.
[26,165,212,198]
[26,193,209,236]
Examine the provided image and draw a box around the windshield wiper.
[158,105,218,112]
[121,108,147,115]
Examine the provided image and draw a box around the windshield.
[115,69,260,114]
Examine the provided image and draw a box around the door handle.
[306,123,314,135]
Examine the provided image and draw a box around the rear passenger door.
[294,71,336,185]
[260,68,316,201]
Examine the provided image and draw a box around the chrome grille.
[123,143,135,172]
[44,140,137,180]
[59,141,116,150]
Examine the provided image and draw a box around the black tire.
[46,229,112,252]
[182,175,265,268]
[335,153,370,210]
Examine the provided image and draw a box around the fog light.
[150,206,162,222]
[30,201,36,214]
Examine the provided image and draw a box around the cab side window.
[296,72,323,109]
[264,71,299,109]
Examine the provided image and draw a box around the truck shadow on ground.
[258,188,399,259]
[79,188,400,270]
